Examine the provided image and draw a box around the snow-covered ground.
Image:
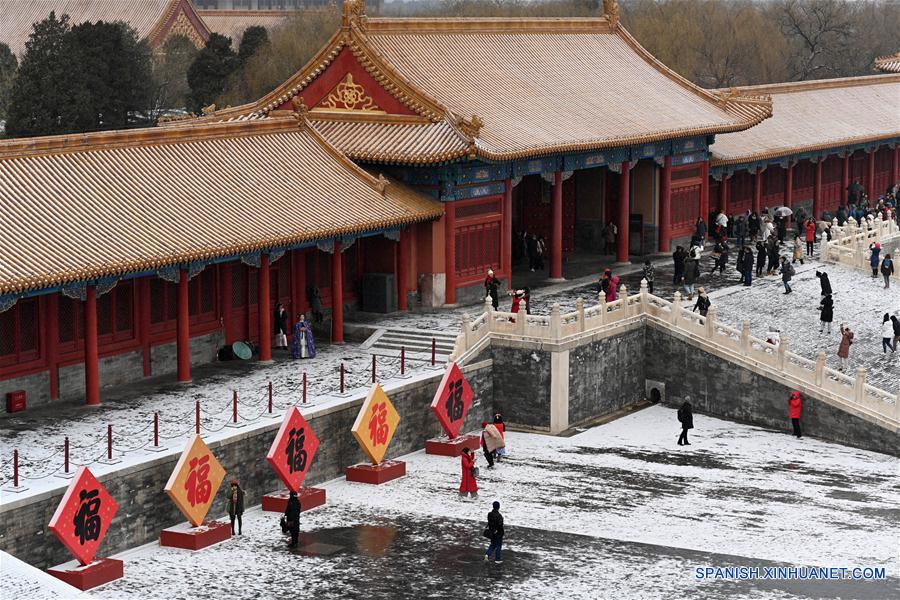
[91,406,898,599]
[0,550,90,599]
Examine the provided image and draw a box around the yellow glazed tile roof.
[710,74,900,166]
[0,0,204,56]
[0,119,443,295]
[177,10,771,164]
[874,52,900,74]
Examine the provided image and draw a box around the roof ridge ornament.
[343,0,367,30]
[717,88,737,108]
[603,0,620,27]
[458,114,484,139]
[292,96,309,129]
[376,174,389,195]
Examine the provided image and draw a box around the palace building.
[1,0,898,408]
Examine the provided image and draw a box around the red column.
[617,161,631,263]
[785,162,794,209]
[719,175,729,215]
[658,156,672,253]
[397,229,409,311]
[867,149,876,197]
[700,160,710,223]
[841,154,849,203]
[258,254,272,362]
[331,242,344,343]
[893,146,899,182]
[84,286,99,406]
[503,178,513,282]
[753,167,762,214]
[813,159,823,220]
[551,171,564,278]
[176,269,190,382]
[45,294,59,400]
[444,203,456,305]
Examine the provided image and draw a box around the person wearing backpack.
[880,254,894,289]
[780,256,794,294]
[677,401,694,446]
[484,501,505,563]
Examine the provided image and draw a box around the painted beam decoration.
[48,466,118,565]
[267,406,320,492]
[431,362,474,439]
[164,434,226,527]
[351,384,400,465]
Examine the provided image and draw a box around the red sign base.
[261,487,327,513]
[159,519,231,550]
[46,557,123,591]
[425,434,481,457]
[345,460,406,484]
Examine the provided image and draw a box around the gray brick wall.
[491,345,551,429]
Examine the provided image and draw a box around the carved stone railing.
[450,280,899,428]
[821,214,900,275]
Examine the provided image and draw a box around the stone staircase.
[363,327,458,360]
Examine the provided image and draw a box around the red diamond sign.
[430,362,474,438]
[267,407,320,492]
[48,466,118,565]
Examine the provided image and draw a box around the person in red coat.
[788,391,803,438]
[805,219,817,257]
[459,447,478,499]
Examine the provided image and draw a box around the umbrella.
[773,206,793,217]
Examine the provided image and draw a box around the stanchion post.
[107,425,112,461]
[195,400,200,434]
[232,390,238,424]
[372,355,377,383]
[268,382,273,414]
[401,347,406,375]
[340,363,345,395]
[64,437,70,473]
[303,371,307,404]
[13,449,18,487]
[154,413,159,447]
[431,338,436,366]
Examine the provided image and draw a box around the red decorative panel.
[430,362,474,438]
[274,47,417,117]
[0,298,40,365]
[48,466,118,565]
[729,170,753,215]
[266,406,320,493]
[671,184,700,231]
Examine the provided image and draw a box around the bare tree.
[774,0,854,80]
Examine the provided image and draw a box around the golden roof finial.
[603,0,620,27]
[375,173,389,195]
[291,96,309,129]
[342,0,366,29]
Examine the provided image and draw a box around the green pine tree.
[238,26,269,64]
[0,42,17,124]
[187,33,238,114]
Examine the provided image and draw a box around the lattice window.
[200,268,215,314]
[0,308,14,356]
[822,156,842,184]
[232,265,246,309]
[763,167,785,196]
[248,269,258,306]
[455,221,500,278]
[278,259,291,300]
[150,279,166,324]
[115,282,133,334]
[97,292,113,336]
[0,298,39,362]
[671,184,701,229]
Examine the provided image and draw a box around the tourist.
[459,447,478,500]
[642,259,654,294]
[734,215,748,247]
[677,401,693,446]
[710,241,728,275]
[481,421,504,469]
[535,236,547,270]
[815,271,832,296]
[848,179,864,205]
[748,211,761,240]
[291,313,316,359]
[523,287,532,315]
[307,286,323,323]
[881,314,895,354]
[484,269,500,309]
[741,246,754,286]
[792,236,804,265]
[227,479,245,536]
[526,233,538,271]
[776,215,787,244]
[880,254,894,288]
[603,269,619,301]
[692,287,711,318]
[284,491,301,548]
[672,246,686,285]
[766,236,779,275]
[509,288,526,321]
[274,303,289,350]
[605,220,617,255]
[682,248,700,300]
[755,241,766,278]
[788,391,803,439]
[493,413,507,461]
[819,294,833,334]
[837,324,854,371]
[695,217,707,245]
[805,218,817,256]
[761,218,774,243]
[891,315,900,352]
[869,243,881,278]
[780,256,795,294]
[484,501,504,563]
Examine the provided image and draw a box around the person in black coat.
[274,303,289,349]
[227,480,245,535]
[484,501,505,563]
[819,294,834,333]
[677,401,693,446]
[672,246,686,285]
[284,491,301,548]
[484,269,500,309]
[741,247,754,286]
[815,271,832,296]
[755,242,766,277]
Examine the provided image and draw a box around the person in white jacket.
[882,314,896,354]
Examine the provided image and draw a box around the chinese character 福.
[444,379,464,422]
[368,402,388,446]
[285,427,308,473]
[185,455,212,507]
[73,488,102,545]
